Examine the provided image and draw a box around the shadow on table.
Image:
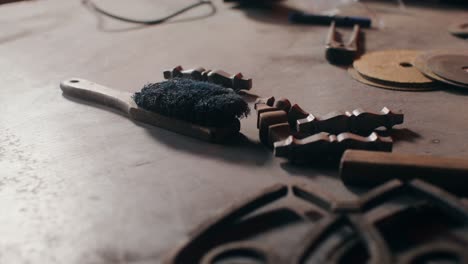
[63,93,271,167]
[125,80,264,167]
[139,122,272,167]
[280,159,340,179]
[227,1,299,26]
[444,85,468,96]
[377,128,422,143]
[276,127,421,182]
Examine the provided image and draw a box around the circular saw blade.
[353,50,434,88]
[427,54,468,86]
[414,50,468,89]
[348,67,437,91]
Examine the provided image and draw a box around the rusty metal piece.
[288,104,309,129]
[297,107,404,136]
[255,97,400,161]
[274,132,392,162]
[290,214,392,264]
[163,65,252,91]
[164,180,468,263]
[258,110,288,146]
[273,98,292,112]
[398,242,468,264]
[254,96,275,107]
[164,184,289,264]
[207,70,252,91]
[255,97,291,129]
[200,242,281,264]
[164,182,333,264]
[163,65,205,80]
[268,123,291,149]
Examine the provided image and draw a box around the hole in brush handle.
[60,78,135,115]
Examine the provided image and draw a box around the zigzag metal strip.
[163,65,252,91]
[274,132,393,162]
[297,107,404,136]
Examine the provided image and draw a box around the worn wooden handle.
[340,150,468,195]
[60,78,135,115]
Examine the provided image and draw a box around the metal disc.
[414,50,468,89]
[353,50,434,87]
[427,55,468,86]
[348,67,437,91]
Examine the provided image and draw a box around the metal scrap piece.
[163,65,252,91]
[164,180,468,263]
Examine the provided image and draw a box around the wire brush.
[60,78,250,142]
[133,78,250,127]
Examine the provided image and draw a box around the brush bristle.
[133,78,250,127]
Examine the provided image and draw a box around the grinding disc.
[353,50,434,88]
[448,21,468,38]
[427,54,468,85]
[348,67,437,91]
[414,50,468,89]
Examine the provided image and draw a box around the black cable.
[83,0,214,25]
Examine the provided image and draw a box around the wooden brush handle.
[340,150,468,195]
[60,78,135,115]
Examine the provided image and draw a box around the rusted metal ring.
[201,242,280,264]
[398,242,468,264]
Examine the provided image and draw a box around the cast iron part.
[163,66,252,92]
[164,180,468,263]
[254,96,402,162]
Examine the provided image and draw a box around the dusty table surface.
[0,0,467,263]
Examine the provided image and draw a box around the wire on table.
[82,0,215,25]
